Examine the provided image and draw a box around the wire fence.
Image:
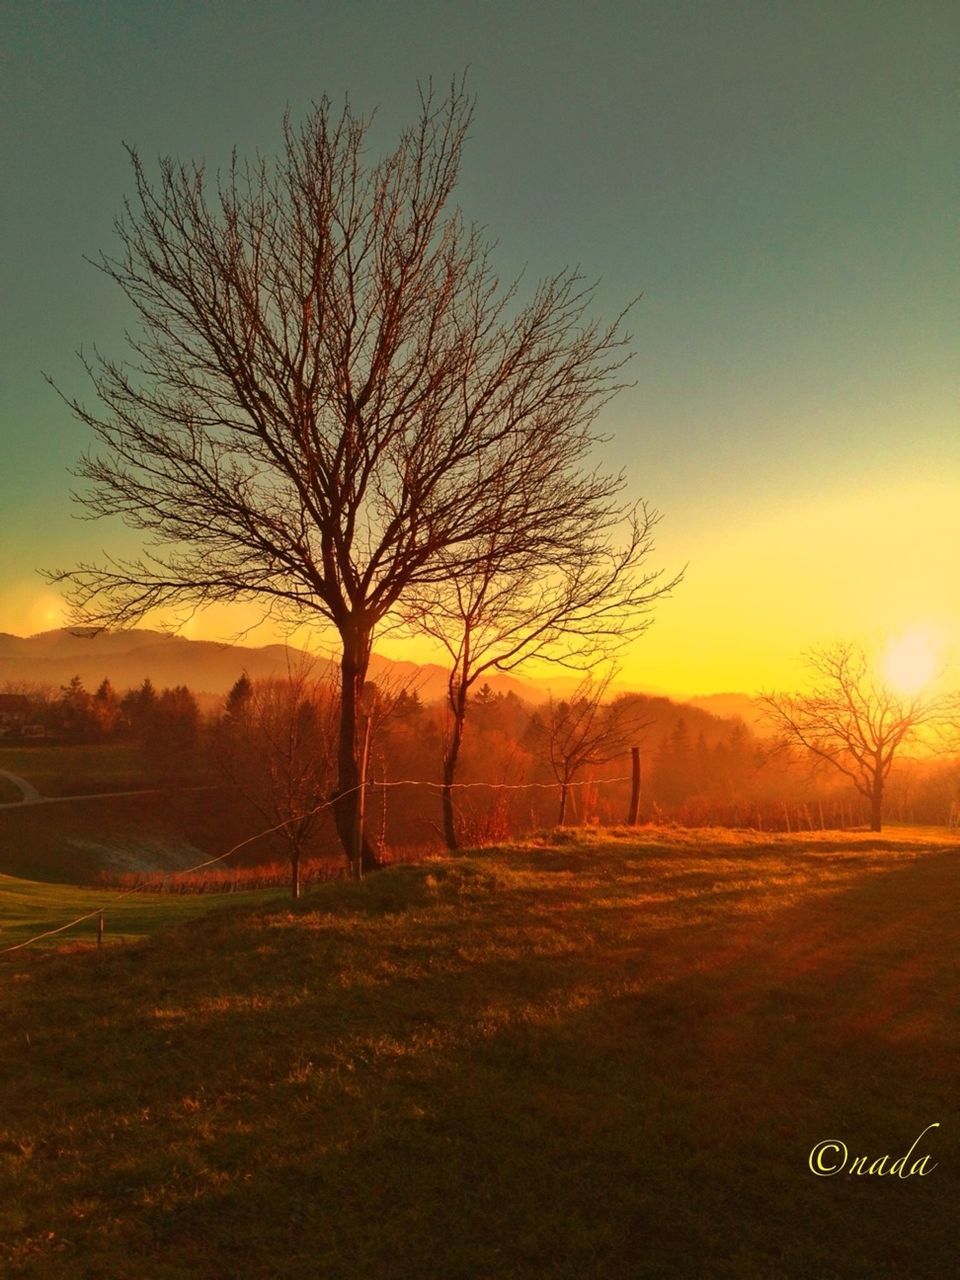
[5,769,952,959]
[0,773,633,958]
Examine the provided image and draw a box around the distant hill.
[687,692,770,730]
[0,628,539,705]
[0,630,764,730]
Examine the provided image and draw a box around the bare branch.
[759,640,955,831]
[49,82,663,867]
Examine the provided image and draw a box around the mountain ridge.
[0,628,763,722]
[0,628,552,705]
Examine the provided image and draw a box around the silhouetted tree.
[225,674,253,724]
[58,676,97,742]
[145,685,200,775]
[92,677,121,737]
[390,689,423,724]
[403,505,678,848]
[215,670,338,898]
[120,677,157,738]
[761,641,952,831]
[51,81,645,871]
[541,674,640,825]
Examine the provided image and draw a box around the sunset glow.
[2,10,960,1274]
[882,630,940,697]
[2,4,956,707]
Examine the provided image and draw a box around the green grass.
[1,827,958,1278]
[0,871,286,950]
[0,743,149,797]
[0,787,297,885]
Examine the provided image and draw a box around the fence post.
[627,747,641,826]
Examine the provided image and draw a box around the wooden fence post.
[628,747,641,826]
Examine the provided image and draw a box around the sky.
[1,0,957,696]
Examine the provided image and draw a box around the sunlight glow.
[882,630,939,696]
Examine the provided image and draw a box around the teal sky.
[1,1,957,692]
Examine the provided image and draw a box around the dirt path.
[0,770,209,811]
[0,768,42,805]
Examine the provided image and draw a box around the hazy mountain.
[687,692,769,729]
[0,629,758,721]
[0,629,540,704]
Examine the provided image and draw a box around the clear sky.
[2,1,957,695]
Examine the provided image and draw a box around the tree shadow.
[2,846,958,1277]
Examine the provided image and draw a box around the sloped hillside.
[1,830,956,1278]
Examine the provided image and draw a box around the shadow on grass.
[2,842,958,1278]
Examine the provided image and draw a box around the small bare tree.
[760,641,952,832]
[49,81,645,871]
[402,505,679,848]
[541,673,641,825]
[216,666,339,898]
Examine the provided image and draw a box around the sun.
[881,630,940,696]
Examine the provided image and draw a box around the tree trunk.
[333,619,383,873]
[627,746,641,825]
[870,780,883,832]
[291,842,302,901]
[558,780,569,826]
[441,674,469,851]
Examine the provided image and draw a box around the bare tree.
[49,81,643,870]
[540,673,641,825]
[401,504,679,848]
[216,666,339,898]
[760,641,952,832]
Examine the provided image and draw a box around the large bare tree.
[51,82,642,869]
[401,503,679,848]
[760,641,951,832]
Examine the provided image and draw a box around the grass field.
[0,744,150,797]
[0,871,286,950]
[0,787,321,885]
[1,827,958,1278]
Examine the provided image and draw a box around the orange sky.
[5,475,955,699]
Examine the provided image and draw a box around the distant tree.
[50,81,651,873]
[215,670,339,898]
[541,674,641,825]
[693,730,711,795]
[120,677,158,738]
[760,641,952,832]
[91,677,121,737]
[402,506,679,849]
[143,685,200,777]
[224,674,253,724]
[473,684,497,707]
[654,718,693,807]
[58,675,98,742]
[390,688,423,724]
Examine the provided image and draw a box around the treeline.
[212,677,956,849]
[3,676,200,764]
[6,674,960,849]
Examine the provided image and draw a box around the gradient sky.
[2,1,957,695]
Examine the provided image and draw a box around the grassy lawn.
[0,744,215,799]
[0,744,150,797]
[0,872,286,950]
[1,827,957,1278]
[0,788,301,885]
